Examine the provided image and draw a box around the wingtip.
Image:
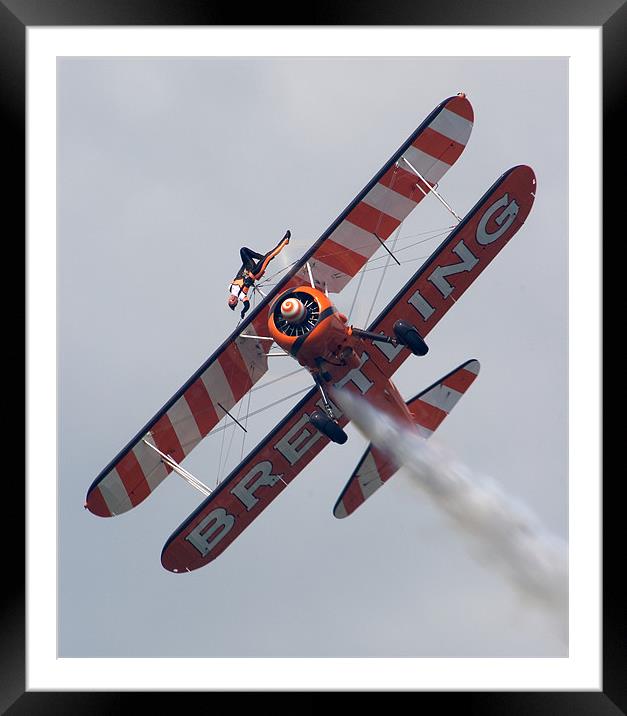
[445,92,474,123]
[464,359,481,375]
[84,488,114,517]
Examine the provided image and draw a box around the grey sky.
[58,57,568,658]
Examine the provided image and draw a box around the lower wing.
[365,164,536,378]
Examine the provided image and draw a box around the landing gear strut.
[351,320,429,357]
[310,373,348,444]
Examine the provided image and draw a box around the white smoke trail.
[336,390,568,643]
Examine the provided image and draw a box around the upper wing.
[365,164,537,378]
[290,94,474,293]
[84,315,273,517]
[86,94,473,517]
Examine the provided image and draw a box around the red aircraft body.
[84,94,536,573]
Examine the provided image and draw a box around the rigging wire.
[347,265,366,322]
[207,387,312,438]
[256,227,452,294]
[216,403,229,486]
[255,225,453,290]
[251,367,307,393]
[175,384,314,455]
[357,228,453,265]
[364,223,403,327]
[218,305,250,482]
[255,236,450,301]
[241,365,254,461]
[362,253,431,273]
[210,217,454,482]
[356,165,406,328]
[177,387,312,475]
[219,393,246,484]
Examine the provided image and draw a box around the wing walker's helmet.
[228,294,238,309]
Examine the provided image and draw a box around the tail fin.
[333,360,480,519]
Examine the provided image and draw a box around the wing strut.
[142,439,212,496]
[373,233,401,266]
[239,334,275,341]
[217,402,248,433]
[399,156,462,222]
[306,261,316,288]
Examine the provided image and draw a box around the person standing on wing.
[227,230,291,319]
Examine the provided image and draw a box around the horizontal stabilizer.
[333,360,479,518]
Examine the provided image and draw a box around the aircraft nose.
[281,297,306,324]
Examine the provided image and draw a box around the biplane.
[85,93,536,573]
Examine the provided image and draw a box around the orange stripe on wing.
[445,95,474,122]
[184,379,219,437]
[370,447,397,483]
[315,238,368,277]
[413,127,465,166]
[340,476,366,516]
[442,367,477,394]
[218,343,254,402]
[378,165,430,201]
[250,310,272,339]
[86,486,111,517]
[151,413,185,462]
[410,400,448,432]
[346,202,400,238]
[116,451,152,507]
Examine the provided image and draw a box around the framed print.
[6,0,618,711]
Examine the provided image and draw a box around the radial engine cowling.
[267,286,350,364]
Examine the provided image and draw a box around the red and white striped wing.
[85,315,272,517]
[86,95,474,518]
[293,95,474,293]
[333,361,480,518]
[409,359,480,438]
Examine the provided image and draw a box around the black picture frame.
[6,0,617,712]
